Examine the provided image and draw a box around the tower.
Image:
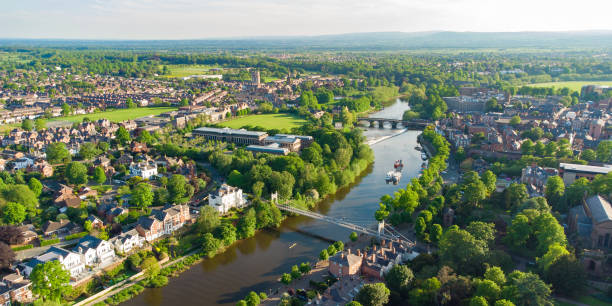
[251,70,261,87]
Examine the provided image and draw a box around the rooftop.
[560,163,612,174]
[193,126,267,137]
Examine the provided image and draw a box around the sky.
[3,0,612,39]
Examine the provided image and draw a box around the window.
[606,233,611,248]
[598,235,603,247]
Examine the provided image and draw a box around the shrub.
[40,238,60,246]
[65,231,88,241]
[11,244,33,251]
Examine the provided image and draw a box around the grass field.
[0,107,178,132]
[162,65,221,78]
[527,81,612,91]
[219,113,307,130]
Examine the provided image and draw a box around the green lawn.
[527,81,612,91]
[0,107,178,132]
[162,65,221,78]
[219,114,307,130]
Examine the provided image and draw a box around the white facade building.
[129,161,158,180]
[72,236,115,267]
[208,184,247,215]
[21,246,85,279]
[12,157,34,170]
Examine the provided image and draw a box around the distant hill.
[3,31,612,51]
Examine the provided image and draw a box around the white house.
[72,236,115,267]
[129,161,158,180]
[12,157,34,170]
[208,184,247,215]
[109,229,146,254]
[20,246,85,280]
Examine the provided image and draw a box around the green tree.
[470,296,489,306]
[132,183,154,210]
[484,266,506,286]
[505,214,531,248]
[78,142,100,160]
[65,162,88,185]
[141,256,160,279]
[252,181,264,199]
[137,130,155,145]
[384,265,414,293]
[544,254,585,296]
[21,119,34,131]
[494,300,515,306]
[46,142,71,164]
[215,223,237,246]
[2,202,26,224]
[544,176,565,212]
[430,224,443,242]
[93,166,106,184]
[356,283,390,306]
[350,232,358,242]
[475,279,501,302]
[35,118,46,131]
[236,208,256,239]
[30,261,71,301]
[28,177,43,197]
[245,291,260,306]
[202,232,221,257]
[481,170,497,194]
[596,140,612,163]
[2,184,38,213]
[197,205,221,234]
[502,271,552,306]
[466,221,496,248]
[168,174,189,203]
[439,227,488,275]
[509,115,521,127]
[115,126,131,146]
[537,243,569,272]
[463,179,487,207]
[281,273,292,285]
[319,249,328,260]
[581,149,597,161]
[503,183,528,209]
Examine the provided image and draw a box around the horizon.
[3,0,612,40]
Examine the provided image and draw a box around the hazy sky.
[3,0,612,39]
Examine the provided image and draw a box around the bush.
[40,238,60,246]
[11,244,33,251]
[148,275,168,288]
[65,231,88,241]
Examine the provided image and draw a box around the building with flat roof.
[559,163,612,185]
[192,127,268,145]
[263,135,301,152]
[246,144,290,155]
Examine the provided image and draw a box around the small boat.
[394,160,403,171]
[385,171,402,185]
[289,243,297,249]
[415,146,422,151]
[421,153,428,160]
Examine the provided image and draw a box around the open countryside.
[528,81,612,91]
[219,113,307,130]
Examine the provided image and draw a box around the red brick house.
[136,205,191,241]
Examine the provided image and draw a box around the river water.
[124,98,422,306]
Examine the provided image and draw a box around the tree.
[290,265,301,279]
[545,254,585,296]
[537,243,569,272]
[439,227,488,275]
[132,183,154,210]
[61,103,72,116]
[346,302,363,306]
[350,232,358,242]
[596,140,612,163]
[463,179,487,207]
[46,142,71,164]
[494,300,515,306]
[533,213,567,255]
[21,119,34,131]
[0,242,15,269]
[28,177,43,197]
[2,184,39,213]
[385,265,414,293]
[137,130,155,145]
[355,283,390,306]
[2,202,26,224]
[198,205,221,234]
[430,224,443,242]
[236,208,256,239]
[30,261,71,301]
[581,149,597,161]
[484,266,506,286]
[470,296,489,306]
[509,115,521,127]
[245,291,260,306]
[93,166,106,184]
[141,256,160,279]
[0,225,24,245]
[502,271,552,306]
[281,273,292,285]
[475,279,501,302]
[168,174,189,203]
[545,176,565,212]
[466,222,496,248]
[481,170,497,194]
[252,181,264,199]
[115,126,131,146]
[65,162,88,185]
[503,183,528,209]
[35,118,46,131]
[505,214,531,248]
[78,142,100,160]
[202,233,221,257]
[319,249,329,260]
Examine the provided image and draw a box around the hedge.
[11,244,34,251]
[40,238,60,246]
[65,231,89,241]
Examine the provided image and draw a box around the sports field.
[219,113,307,130]
[527,81,612,91]
[162,65,221,78]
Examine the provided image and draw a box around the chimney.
[373,245,377,251]
[341,252,345,259]
[347,248,351,255]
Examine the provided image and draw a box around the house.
[559,163,612,185]
[20,246,86,280]
[0,283,11,306]
[568,195,612,249]
[1,273,32,303]
[72,236,115,267]
[129,161,158,179]
[130,142,148,153]
[329,249,363,278]
[11,157,34,170]
[109,229,146,254]
[136,205,191,241]
[78,187,98,199]
[86,215,104,229]
[521,165,559,196]
[208,184,247,215]
[17,225,38,244]
[42,219,77,237]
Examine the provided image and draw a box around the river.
[124,98,422,306]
